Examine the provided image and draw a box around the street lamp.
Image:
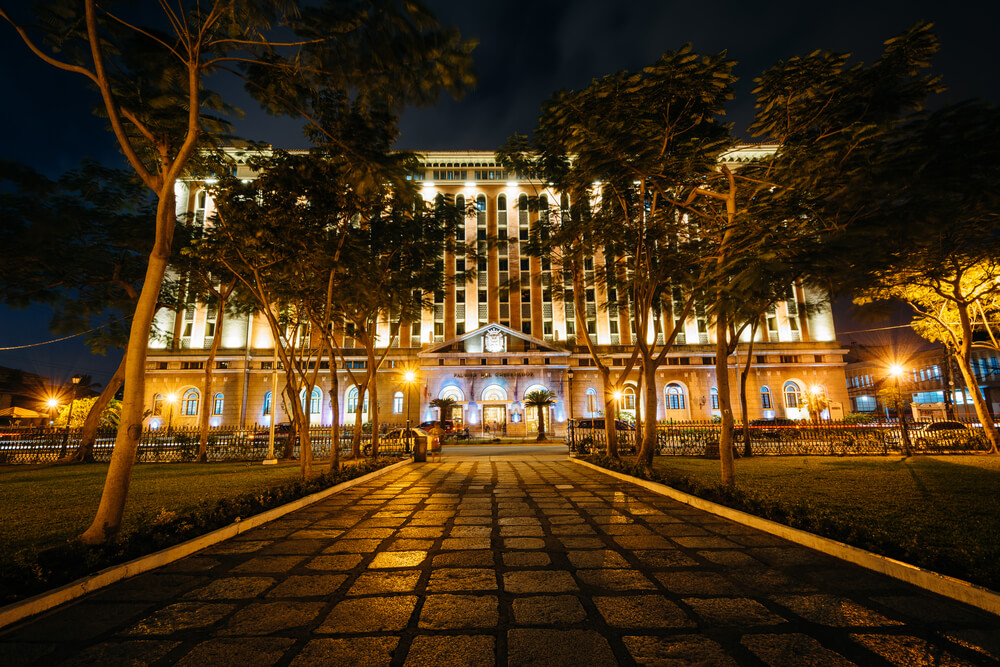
[46,398,58,426]
[165,392,178,436]
[889,364,913,453]
[403,369,416,454]
[60,375,82,457]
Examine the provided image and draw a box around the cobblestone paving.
[3,459,999,666]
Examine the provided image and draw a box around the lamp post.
[46,398,58,427]
[60,375,81,457]
[889,364,913,454]
[165,392,178,437]
[404,369,416,454]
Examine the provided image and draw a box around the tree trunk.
[59,352,126,464]
[81,189,175,545]
[536,404,546,441]
[956,304,1000,454]
[198,296,228,463]
[639,357,659,463]
[601,371,619,458]
[329,369,340,472]
[351,389,364,458]
[366,343,380,458]
[740,321,758,457]
[716,309,736,487]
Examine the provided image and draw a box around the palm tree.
[524,390,557,441]
[429,397,457,429]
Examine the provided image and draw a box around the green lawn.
[0,462,311,562]
[643,455,1000,589]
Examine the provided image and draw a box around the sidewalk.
[2,459,998,665]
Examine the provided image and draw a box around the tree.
[523,389,556,441]
[430,397,456,429]
[498,45,735,462]
[3,0,474,542]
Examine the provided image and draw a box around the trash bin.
[413,435,427,462]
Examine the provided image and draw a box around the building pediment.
[418,323,569,357]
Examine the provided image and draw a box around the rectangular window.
[261,361,273,370]
[499,258,508,272]
[216,361,229,369]
[393,395,403,414]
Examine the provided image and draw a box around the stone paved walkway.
[3,459,999,666]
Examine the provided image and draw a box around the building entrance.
[483,404,507,434]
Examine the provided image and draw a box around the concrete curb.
[571,457,1000,617]
[0,458,411,630]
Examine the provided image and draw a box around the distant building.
[844,344,1000,420]
[144,149,849,435]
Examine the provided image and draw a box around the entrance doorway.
[483,404,507,435]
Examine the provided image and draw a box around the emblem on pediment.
[484,326,505,353]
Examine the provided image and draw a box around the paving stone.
[232,555,307,573]
[849,633,971,666]
[60,639,179,666]
[741,633,856,666]
[303,553,364,571]
[624,634,738,666]
[219,601,326,635]
[342,528,397,540]
[441,537,492,550]
[369,550,428,568]
[348,571,422,595]
[942,629,1000,662]
[654,571,741,595]
[427,568,498,591]
[432,550,496,567]
[728,568,816,593]
[671,535,741,549]
[259,538,327,554]
[403,635,495,666]
[498,517,540,526]
[500,525,545,537]
[566,550,630,569]
[175,637,295,667]
[654,524,712,537]
[870,595,987,624]
[267,574,347,597]
[504,570,579,593]
[613,535,675,550]
[87,574,207,602]
[684,597,786,627]
[397,527,446,539]
[575,568,657,591]
[773,594,904,627]
[290,637,398,666]
[182,576,276,600]
[557,537,606,549]
[593,595,694,629]
[697,550,762,567]
[633,549,699,568]
[387,538,436,551]
[123,602,236,635]
[454,516,493,525]
[158,556,220,573]
[450,525,493,537]
[317,596,418,633]
[503,551,551,567]
[548,515,585,524]
[419,594,498,629]
[512,595,587,625]
[504,537,546,550]
[747,547,834,567]
[507,629,616,667]
[323,539,385,553]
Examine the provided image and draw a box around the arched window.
[152,393,164,416]
[783,382,801,409]
[309,388,321,414]
[497,194,507,232]
[760,386,772,410]
[482,385,507,402]
[665,384,686,410]
[193,190,208,226]
[585,388,599,414]
[347,386,368,414]
[393,391,404,414]
[518,194,529,240]
[263,391,272,415]
[182,388,200,416]
[622,386,636,411]
[213,392,224,416]
[455,194,465,219]
[440,386,465,402]
[710,387,719,410]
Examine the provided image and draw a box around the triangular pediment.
[419,323,569,357]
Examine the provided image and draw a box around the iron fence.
[566,419,993,456]
[0,424,418,465]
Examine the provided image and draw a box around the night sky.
[1,0,997,385]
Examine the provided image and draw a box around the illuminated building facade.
[144,149,849,435]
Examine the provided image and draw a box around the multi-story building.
[845,343,1000,420]
[144,149,849,436]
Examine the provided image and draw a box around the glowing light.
[888,364,904,377]
[166,393,178,403]
[505,180,518,187]
[404,370,416,383]
[210,417,221,427]
[422,181,436,188]
[46,398,58,409]
[204,177,218,185]
[150,419,161,429]
[463,181,476,188]
[810,385,823,395]
[612,390,623,402]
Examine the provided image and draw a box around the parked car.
[248,422,295,448]
[747,417,799,439]
[912,421,985,449]
[364,427,428,455]
[419,420,454,432]
[570,418,634,430]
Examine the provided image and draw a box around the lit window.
[622,386,636,411]
[263,391,272,415]
[710,387,719,410]
[213,392,224,416]
[586,388,599,414]
[393,391,404,414]
[666,384,686,410]
[182,388,200,416]
[760,386,772,410]
[783,382,801,409]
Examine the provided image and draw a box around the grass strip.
[587,454,1000,591]
[0,458,399,605]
